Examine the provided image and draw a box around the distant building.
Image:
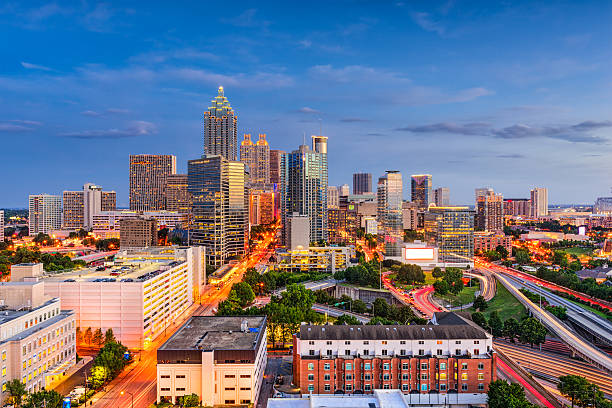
[338,184,350,197]
[353,173,372,195]
[327,186,340,209]
[286,212,309,250]
[474,232,511,254]
[63,183,116,230]
[280,137,328,246]
[156,316,267,406]
[378,171,403,257]
[530,187,548,218]
[129,154,177,211]
[188,155,248,266]
[434,187,450,207]
[364,217,378,235]
[0,210,4,242]
[474,188,493,201]
[92,210,187,239]
[476,190,504,232]
[425,206,475,266]
[240,133,270,185]
[402,201,418,230]
[594,197,612,215]
[575,266,612,283]
[269,149,285,185]
[504,198,530,217]
[328,204,358,245]
[275,246,355,273]
[249,189,276,225]
[28,194,62,235]
[411,174,432,209]
[203,86,238,161]
[119,217,157,248]
[165,174,190,214]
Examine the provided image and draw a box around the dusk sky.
[1,1,612,207]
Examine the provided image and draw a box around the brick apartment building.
[293,312,496,395]
[474,231,512,255]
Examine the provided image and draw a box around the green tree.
[471,312,488,330]
[514,248,531,264]
[484,250,502,262]
[569,260,583,272]
[180,393,201,407]
[90,365,108,389]
[518,317,547,347]
[373,297,390,318]
[487,380,537,408]
[6,379,27,407]
[352,299,368,314]
[433,279,449,295]
[84,327,93,346]
[335,314,362,325]
[104,328,116,344]
[93,328,104,347]
[473,295,488,311]
[495,245,509,259]
[503,318,520,342]
[552,251,569,268]
[76,326,83,344]
[231,282,256,307]
[558,375,598,408]
[488,311,504,337]
[444,268,464,294]
[432,266,444,278]
[24,389,63,408]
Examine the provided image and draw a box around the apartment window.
[418,349,424,356]
[383,374,390,381]
[455,340,461,344]
[364,374,371,380]
[225,400,235,405]
[365,384,371,391]
[474,340,479,344]
[346,384,352,391]
[160,388,170,392]
[437,340,443,344]
[418,340,424,345]
[324,363,330,370]
[461,373,468,380]
[345,341,351,345]
[478,373,485,380]
[240,400,251,404]
[324,384,331,391]
[240,387,250,391]
[478,383,485,391]
[240,374,250,378]
[421,384,428,391]
[309,350,315,356]
[455,349,461,356]
[437,349,443,355]
[308,374,314,381]
[440,384,447,391]
[326,350,332,356]
[308,385,314,392]
[478,363,484,370]
[224,387,235,391]
[364,363,371,370]
[400,349,406,356]
[308,363,314,370]
[421,373,427,380]
[326,341,332,345]
[381,341,387,345]
[346,374,352,381]
[22,346,26,356]
[224,374,235,378]
[345,350,351,356]
[474,349,480,355]
[462,383,468,391]
[383,384,390,389]
[381,349,387,356]
[176,388,186,391]
[1,351,5,361]
[402,374,409,381]
[324,374,330,381]
[309,341,315,345]
[383,363,389,370]
[402,363,409,370]
[363,349,369,355]
[346,363,352,370]
[363,341,369,345]
[160,375,170,379]
[402,384,409,391]
[462,363,468,370]
[400,340,406,345]
[420,363,428,370]
[176,375,186,379]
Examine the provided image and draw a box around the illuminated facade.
[378,171,403,257]
[434,187,450,206]
[280,137,328,245]
[474,232,512,254]
[327,204,358,245]
[249,189,276,225]
[63,183,116,230]
[475,190,504,232]
[28,194,62,235]
[129,154,177,211]
[594,197,612,215]
[165,174,191,215]
[411,174,432,209]
[92,210,188,239]
[203,86,238,161]
[530,187,548,218]
[188,155,248,266]
[424,206,475,266]
[504,198,530,217]
[275,246,355,273]
[120,217,158,248]
[240,133,270,185]
[269,149,285,185]
[353,173,372,195]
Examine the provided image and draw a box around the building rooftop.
[0,298,60,326]
[159,316,267,351]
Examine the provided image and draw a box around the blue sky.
[1,1,611,207]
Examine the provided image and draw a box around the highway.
[311,303,371,324]
[89,228,279,408]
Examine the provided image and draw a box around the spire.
[218,86,224,97]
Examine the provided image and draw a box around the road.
[89,227,279,408]
[496,357,556,408]
[311,303,371,324]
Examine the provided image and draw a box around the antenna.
[303,132,306,146]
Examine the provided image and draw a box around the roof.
[298,322,488,341]
[159,315,267,351]
[576,267,612,280]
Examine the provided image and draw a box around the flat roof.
[299,323,488,341]
[0,298,60,326]
[159,316,267,352]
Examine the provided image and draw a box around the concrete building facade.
[353,173,372,195]
[119,217,158,248]
[28,194,62,235]
[475,190,504,232]
[530,187,549,218]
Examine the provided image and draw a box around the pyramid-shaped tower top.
[218,86,224,97]
[207,85,234,116]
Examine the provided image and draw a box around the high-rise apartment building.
[353,173,372,195]
[402,201,418,230]
[203,86,238,161]
[269,150,285,186]
[327,186,340,209]
[129,154,176,211]
[530,187,549,218]
[240,133,270,185]
[504,198,530,217]
[434,187,450,206]
[338,184,350,197]
[165,174,191,214]
[248,189,276,225]
[0,210,4,242]
[280,136,328,245]
[475,190,504,232]
[424,206,475,265]
[28,194,62,235]
[188,155,248,266]
[474,188,494,201]
[378,171,403,257]
[411,174,432,209]
[63,183,116,230]
[328,204,358,245]
[119,217,158,248]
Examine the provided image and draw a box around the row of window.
[307,383,486,392]
[309,361,485,371]
[308,340,480,346]
[307,372,485,381]
[308,348,482,357]
[22,326,74,356]
[22,308,62,331]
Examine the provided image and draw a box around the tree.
[471,312,488,330]
[518,317,547,347]
[488,380,537,408]
[104,328,116,344]
[335,314,362,325]
[514,248,531,264]
[373,297,390,318]
[473,295,488,311]
[93,328,104,347]
[484,250,502,262]
[76,326,83,344]
[432,267,444,278]
[569,260,583,272]
[495,245,509,259]
[231,282,255,307]
[489,311,504,337]
[180,393,201,407]
[445,268,464,294]
[397,264,425,285]
[6,379,27,407]
[503,318,520,342]
[90,365,108,389]
[84,327,93,346]
[24,389,63,408]
[352,299,368,314]
[558,375,598,408]
[433,279,449,295]
[552,251,569,268]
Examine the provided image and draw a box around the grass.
[435,282,480,307]
[468,280,527,322]
[562,246,593,257]
[423,271,437,285]
[563,296,609,319]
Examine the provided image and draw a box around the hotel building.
[92,210,188,239]
[156,316,267,406]
[129,154,177,211]
[28,194,62,235]
[62,183,116,230]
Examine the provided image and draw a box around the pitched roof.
[298,323,488,341]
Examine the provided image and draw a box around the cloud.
[496,154,525,159]
[61,121,157,139]
[106,108,131,115]
[81,110,101,117]
[129,48,219,64]
[21,61,52,71]
[309,64,409,84]
[80,108,131,117]
[298,40,312,48]
[397,120,612,144]
[297,107,320,114]
[221,9,269,28]
[9,119,42,126]
[410,12,445,36]
[82,3,115,32]
[169,68,293,88]
[340,118,370,123]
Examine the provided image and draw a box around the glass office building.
[203,86,238,161]
[424,206,475,264]
[377,171,403,257]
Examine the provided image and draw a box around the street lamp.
[120,390,134,408]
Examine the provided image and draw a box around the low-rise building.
[474,232,512,255]
[275,246,355,273]
[293,312,496,396]
[41,246,204,349]
[92,210,188,239]
[120,216,158,248]
[156,315,267,406]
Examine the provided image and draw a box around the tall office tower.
[0,210,4,242]
[353,173,372,195]
[188,155,248,267]
[249,189,276,225]
[269,150,285,185]
[327,186,340,209]
[504,198,530,217]
[338,184,350,197]
[425,206,475,265]
[203,86,238,161]
[530,187,549,218]
[28,194,62,235]
[83,183,103,230]
[165,174,191,214]
[411,174,432,209]
[377,171,403,257]
[475,187,494,201]
[102,191,116,212]
[434,187,450,206]
[119,216,158,248]
[476,190,504,232]
[240,133,270,185]
[129,154,176,211]
[280,136,328,246]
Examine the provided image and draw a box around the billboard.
[403,247,435,260]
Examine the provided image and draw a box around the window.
[308,374,314,381]
[364,363,371,370]
[240,387,250,391]
[478,363,484,370]
[160,387,170,391]
[309,341,315,345]
[462,383,468,391]
[402,374,409,381]
[383,384,390,389]
[363,340,369,345]
[462,363,468,370]
[418,340,424,345]
[345,341,351,345]
[418,349,424,356]
[381,341,387,345]
[402,384,409,391]
[478,373,485,380]
[1,351,5,361]
[381,349,387,356]
[240,374,251,378]
[225,400,235,404]
[474,349,480,355]
[324,384,331,391]
[326,341,332,345]
[436,349,443,355]
[364,374,371,380]
[383,363,389,370]
[176,388,186,391]
[224,374,235,378]
[440,373,447,380]
[308,363,314,370]
[309,350,315,356]
[440,384,447,391]
[421,384,428,391]
[474,340,479,344]
[365,384,371,391]
[455,340,461,344]
[240,400,251,404]
[455,349,461,356]
[363,349,369,355]
[308,385,314,392]
[345,384,352,391]
[176,375,186,379]
[420,363,428,370]
[324,363,330,370]
[383,374,390,381]
[437,340,443,344]
[400,349,406,356]
[346,363,352,370]
[402,363,409,370]
[478,383,485,391]
[346,374,352,380]
[1,368,5,376]
[324,374,330,381]
[345,349,351,356]
[326,350,332,356]
[160,375,170,379]
[421,373,427,380]
[461,373,468,380]
[400,340,406,344]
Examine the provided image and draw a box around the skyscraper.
[411,174,432,209]
[240,133,270,185]
[165,174,191,214]
[188,155,247,266]
[530,187,549,218]
[63,184,116,230]
[475,187,494,202]
[475,190,504,232]
[353,173,372,195]
[203,86,238,161]
[29,194,62,235]
[378,171,403,257]
[503,198,530,217]
[129,154,176,211]
[434,187,450,206]
[280,136,328,245]
[269,150,285,185]
[424,206,475,265]
[327,186,340,209]
[0,210,4,242]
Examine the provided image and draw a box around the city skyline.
[1,1,612,207]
